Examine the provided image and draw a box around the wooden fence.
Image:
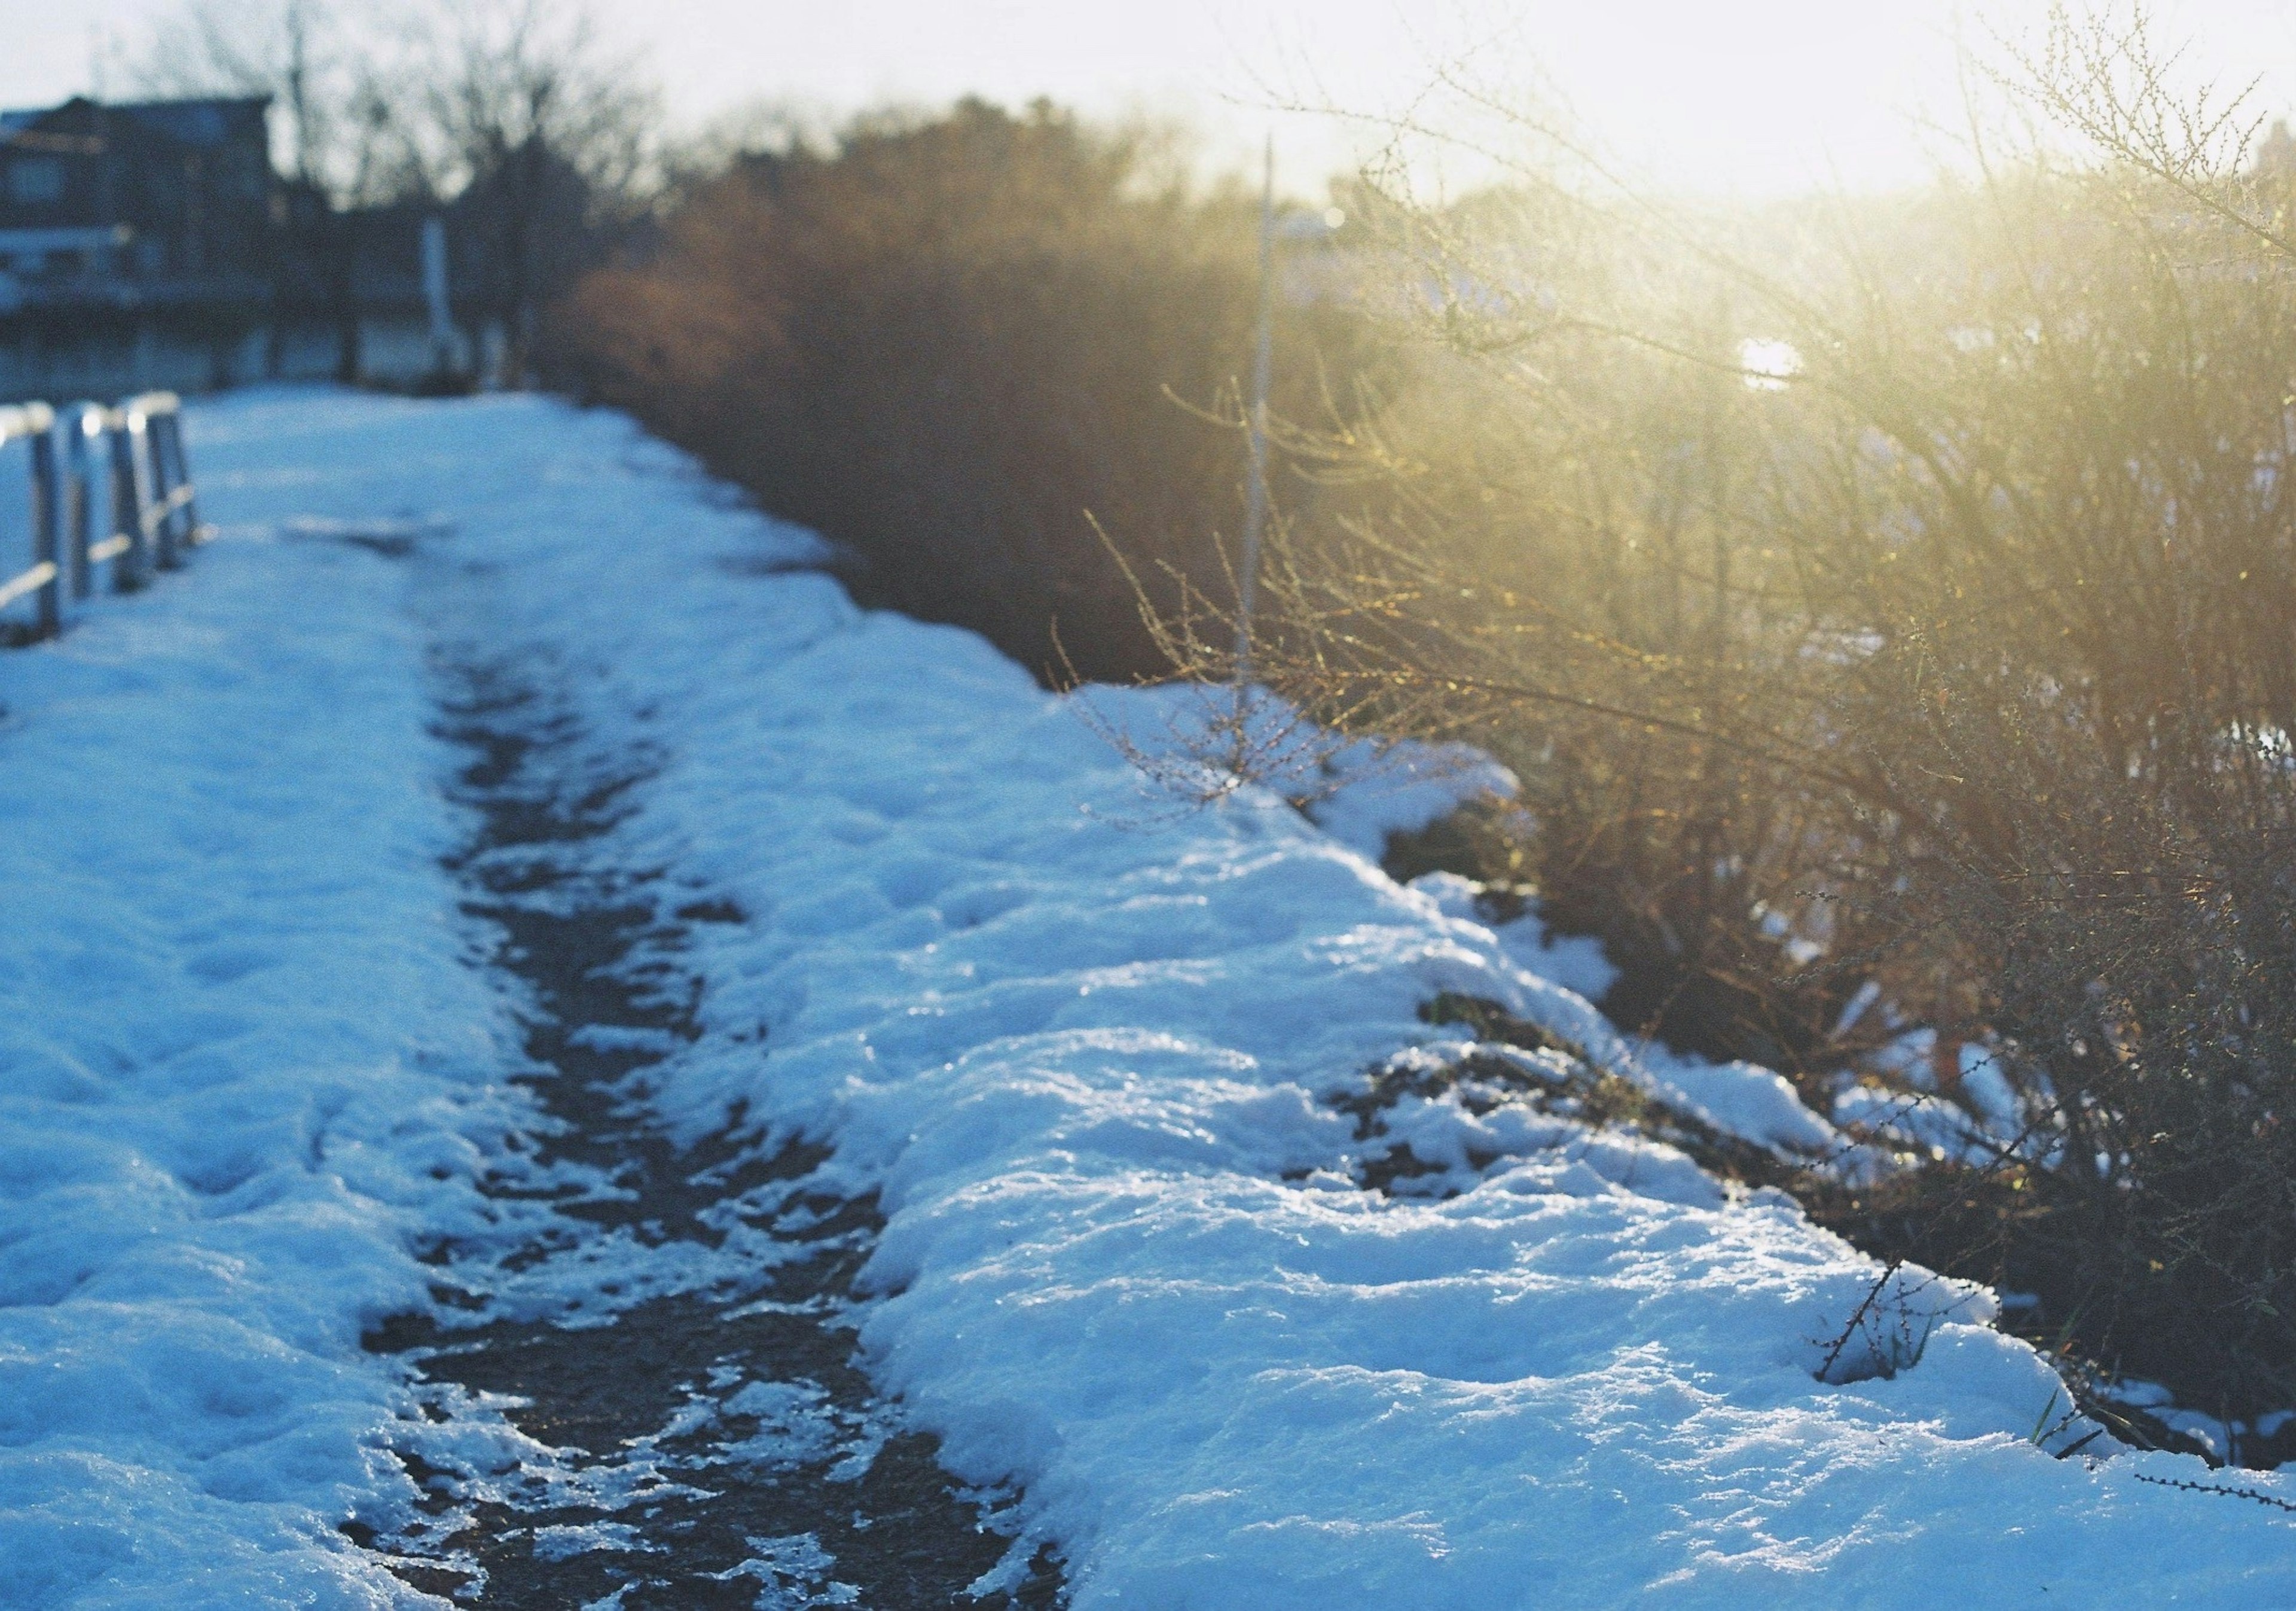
[0,393,208,644]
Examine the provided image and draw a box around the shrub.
[1156,127,2296,1427]
[542,98,1374,683]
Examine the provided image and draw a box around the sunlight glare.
[1739,338,1802,391]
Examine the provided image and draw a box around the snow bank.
[246,390,2280,1604]
[1405,872,1837,1154]
[1301,739,1518,861]
[0,393,542,1604]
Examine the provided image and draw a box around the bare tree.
[138,0,655,386]
[393,0,658,384]
[136,0,416,379]
[1993,2,2286,252]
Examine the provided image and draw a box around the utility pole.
[423,215,454,376]
[1233,134,1276,768]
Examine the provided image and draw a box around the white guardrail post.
[65,405,98,601]
[0,402,59,638]
[79,405,135,591]
[125,393,198,571]
[1,392,207,644]
[108,404,148,590]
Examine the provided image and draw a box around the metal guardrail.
[0,392,209,643]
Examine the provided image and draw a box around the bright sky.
[7,0,2296,197]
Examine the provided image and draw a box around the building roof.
[111,98,269,147]
[0,96,270,150]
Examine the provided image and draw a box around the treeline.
[544,37,2296,1444]
[545,100,1373,681]
[142,0,657,383]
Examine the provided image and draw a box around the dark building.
[0,94,476,402]
[0,97,273,298]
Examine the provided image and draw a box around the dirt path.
[357,569,1061,1607]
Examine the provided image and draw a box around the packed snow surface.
[0,399,536,1604]
[2,388,2291,1605]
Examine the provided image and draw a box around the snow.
[0,399,541,1604]
[2,386,2291,1604]
[1300,742,1518,861]
[1408,870,1620,1002]
[1406,871,1837,1156]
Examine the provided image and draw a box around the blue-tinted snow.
[1,388,2289,1605]
[0,393,545,1604]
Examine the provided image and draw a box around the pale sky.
[8,0,2296,197]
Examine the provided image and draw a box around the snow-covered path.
[3,389,2294,1607]
[361,607,1057,1604]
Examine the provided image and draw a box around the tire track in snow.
[356,560,1061,1607]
